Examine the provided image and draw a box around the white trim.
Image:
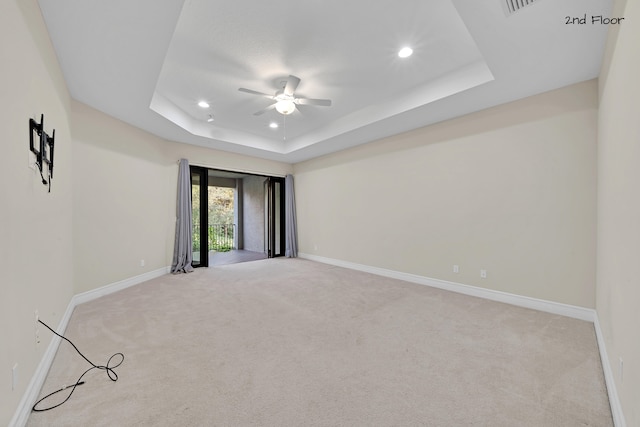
[594,315,627,427]
[9,266,171,427]
[73,266,170,306]
[299,253,595,321]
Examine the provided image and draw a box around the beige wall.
[72,101,292,294]
[71,102,175,293]
[0,1,74,424]
[597,0,639,424]
[295,80,598,308]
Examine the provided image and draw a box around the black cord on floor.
[32,319,124,412]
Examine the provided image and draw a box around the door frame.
[190,166,285,266]
[265,177,286,258]
[190,165,209,267]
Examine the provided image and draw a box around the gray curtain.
[171,159,194,273]
[285,174,298,258]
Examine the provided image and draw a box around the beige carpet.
[27,258,612,426]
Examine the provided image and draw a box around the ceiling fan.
[238,75,332,116]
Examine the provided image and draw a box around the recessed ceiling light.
[269,122,279,129]
[207,115,214,123]
[398,47,413,58]
[198,101,210,108]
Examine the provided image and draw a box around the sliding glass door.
[191,165,285,266]
[265,177,285,258]
[190,166,208,267]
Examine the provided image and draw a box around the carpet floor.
[27,258,612,426]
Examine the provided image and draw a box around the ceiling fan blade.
[283,75,301,96]
[238,88,274,99]
[295,97,332,107]
[253,103,276,116]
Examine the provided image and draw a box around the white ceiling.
[38,0,611,163]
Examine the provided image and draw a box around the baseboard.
[73,266,171,306]
[594,315,627,427]
[299,253,595,321]
[9,299,76,427]
[9,266,171,427]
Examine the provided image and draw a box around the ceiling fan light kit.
[275,99,296,115]
[239,75,332,117]
[398,47,413,58]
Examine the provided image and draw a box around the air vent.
[502,0,540,16]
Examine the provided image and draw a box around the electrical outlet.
[35,310,40,345]
[480,269,487,279]
[453,265,460,273]
[140,259,145,267]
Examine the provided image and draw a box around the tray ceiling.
[38,0,611,162]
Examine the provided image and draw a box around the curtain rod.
[177,159,287,178]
